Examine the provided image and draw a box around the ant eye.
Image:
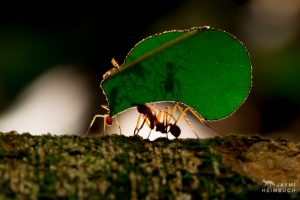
[106,117,113,125]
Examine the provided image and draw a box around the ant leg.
[167,103,179,124]
[147,103,164,122]
[111,58,121,69]
[114,115,122,135]
[134,115,151,136]
[135,119,147,136]
[101,104,110,111]
[173,104,199,139]
[158,102,198,138]
[134,114,142,135]
[85,114,109,137]
[103,58,121,79]
[174,102,223,137]
[164,106,169,125]
[184,106,222,136]
[148,103,176,123]
[145,103,160,115]
[156,110,163,122]
[147,129,152,139]
[163,106,171,139]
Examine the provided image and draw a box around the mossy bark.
[0,131,299,199]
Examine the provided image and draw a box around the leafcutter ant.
[102,58,120,80]
[133,103,180,139]
[133,102,213,139]
[85,58,121,136]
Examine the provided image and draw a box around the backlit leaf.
[102,27,251,120]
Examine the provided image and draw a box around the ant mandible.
[133,102,206,139]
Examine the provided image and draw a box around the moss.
[0,131,299,199]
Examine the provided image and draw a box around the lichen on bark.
[0,131,299,199]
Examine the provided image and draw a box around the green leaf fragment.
[102,27,252,120]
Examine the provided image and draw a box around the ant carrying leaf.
[86,26,252,138]
[133,103,220,139]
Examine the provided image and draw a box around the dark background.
[0,0,299,140]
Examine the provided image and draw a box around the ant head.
[169,124,181,138]
[106,116,113,126]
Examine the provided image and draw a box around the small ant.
[102,58,120,80]
[85,58,121,136]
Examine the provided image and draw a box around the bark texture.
[0,131,299,199]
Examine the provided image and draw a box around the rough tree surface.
[0,131,299,199]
